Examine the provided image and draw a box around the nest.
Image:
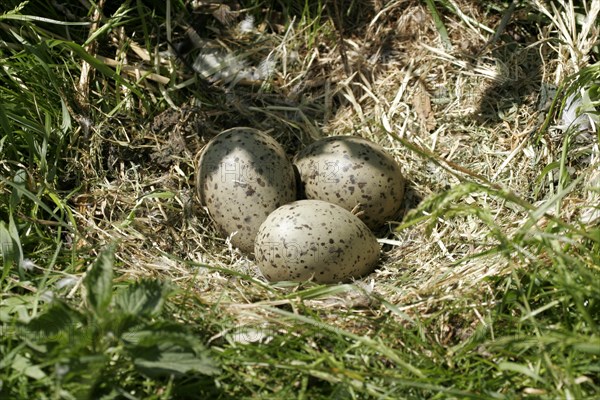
[65,0,599,333]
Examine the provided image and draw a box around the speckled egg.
[196,127,297,253]
[254,200,380,283]
[294,136,405,229]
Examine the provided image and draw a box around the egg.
[196,127,297,253]
[294,136,405,229]
[254,200,380,283]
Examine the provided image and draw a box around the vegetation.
[1,0,599,398]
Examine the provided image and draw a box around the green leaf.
[26,300,81,342]
[573,340,600,355]
[115,279,169,317]
[122,324,204,348]
[0,102,14,153]
[0,221,16,271]
[132,342,220,377]
[498,361,546,384]
[533,161,561,198]
[0,177,73,232]
[125,327,219,376]
[84,244,116,317]
[424,0,452,51]
[0,11,90,26]
[10,169,27,207]
[11,354,47,380]
[0,216,23,277]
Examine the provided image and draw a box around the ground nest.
[69,0,599,332]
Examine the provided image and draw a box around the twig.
[77,0,105,112]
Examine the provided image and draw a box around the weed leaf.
[84,244,115,317]
[26,300,80,342]
[132,342,219,377]
[115,279,168,317]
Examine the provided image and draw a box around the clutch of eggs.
[196,130,404,283]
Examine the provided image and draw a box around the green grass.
[1,0,600,399]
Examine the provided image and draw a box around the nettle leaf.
[26,300,81,343]
[84,244,115,317]
[124,325,197,346]
[115,279,169,318]
[126,326,220,377]
[132,341,219,377]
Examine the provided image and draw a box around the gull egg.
[294,136,405,229]
[254,200,380,283]
[197,127,297,253]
